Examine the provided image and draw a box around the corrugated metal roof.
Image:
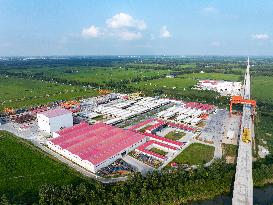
[50,122,146,165]
[38,108,71,118]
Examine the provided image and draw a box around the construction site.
[0,85,256,178]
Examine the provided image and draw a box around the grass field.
[252,76,273,101]
[150,147,167,156]
[178,73,242,81]
[171,143,215,165]
[222,144,238,157]
[0,76,98,110]
[0,131,88,204]
[130,72,241,105]
[131,72,241,93]
[132,77,197,92]
[9,67,169,85]
[165,130,186,140]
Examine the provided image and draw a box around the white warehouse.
[37,108,73,134]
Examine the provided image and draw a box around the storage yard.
[194,80,242,96]
[0,92,242,178]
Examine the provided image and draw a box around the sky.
[0,0,273,56]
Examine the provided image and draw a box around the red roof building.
[136,140,179,161]
[47,122,147,173]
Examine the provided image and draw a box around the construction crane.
[230,96,256,113]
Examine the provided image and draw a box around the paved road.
[232,58,254,205]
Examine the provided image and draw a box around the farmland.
[171,143,215,165]
[130,72,241,106]
[0,131,85,204]
[131,72,242,92]
[4,67,169,85]
[131,77,196,92]
[0,76,98,111]
[252,76,273,101]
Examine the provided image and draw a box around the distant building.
[37,108,73,134]
[166,74,175,78]
[166,71,182,78]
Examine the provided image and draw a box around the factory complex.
[34,93,215,173]
[1,91,242,178]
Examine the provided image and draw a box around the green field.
[132,77,197,92]
[178,73,242,81]
[171,143,215,165]
[132,72,241,92]
[222,144,238,157]
[252,76,273,101]
[0,76,98,110]
[9,67,169,85]
[130,72,240,106]
[0,131,87,204]
[165,130,186,140]
[150,147,167,156]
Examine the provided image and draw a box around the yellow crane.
[242,128,251,143]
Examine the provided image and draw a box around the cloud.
[252,33,269,40]
[202,6,219,14]
[210,41,221,47]
[81,12,147,41]
[117,31,142,40]
[106,12,146,30]
[81,25,101,38]
[160,26,171,38]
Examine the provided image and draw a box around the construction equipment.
[128,92,143,100]
[60,100,79,109]
[242,128,251,143]
[60,101,80,113]
[230,96,256,113]
[3,107,15,114]
[98,89,111,95]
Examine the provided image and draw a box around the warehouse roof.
[50,122,146,165]
[38,108,71,118]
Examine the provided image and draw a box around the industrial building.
[47,122,147,173]
[135,140,178,161]
[37,108,73,133]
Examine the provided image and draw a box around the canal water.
[189,185,273,205]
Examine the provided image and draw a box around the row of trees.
[36,161,235,205]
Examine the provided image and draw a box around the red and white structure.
[37,108,73,133]
[47,122,146,173]
[136,140,180,161]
